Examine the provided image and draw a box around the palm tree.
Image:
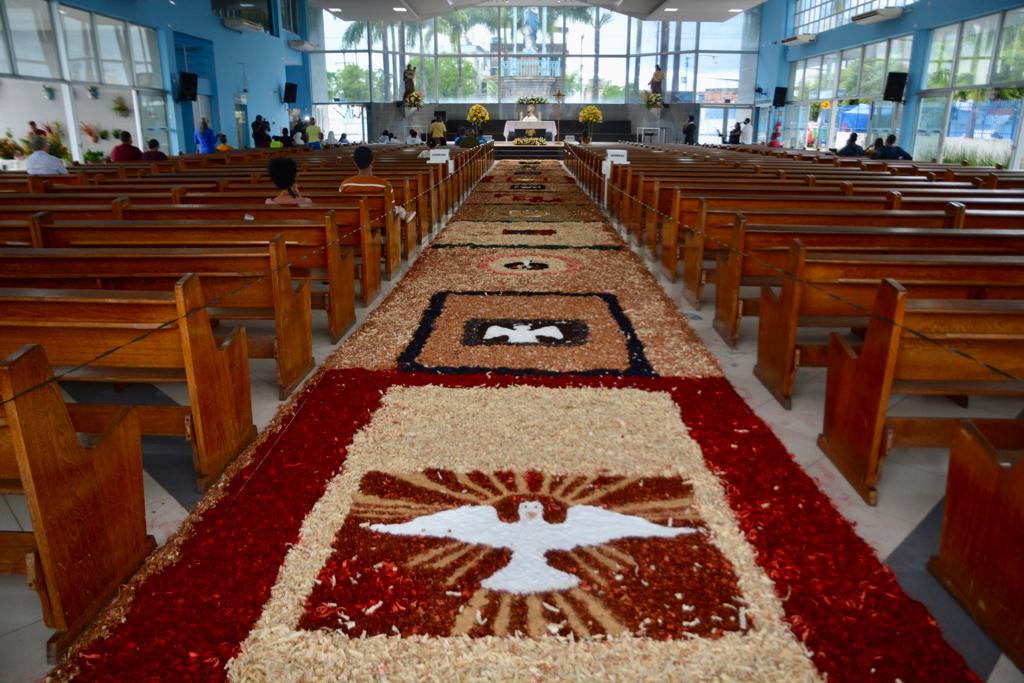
[341,22,390,101]
[431,10,473,99]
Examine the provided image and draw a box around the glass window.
[913,95,948,161]
[320,52,371,102]
[887,35,912,75]
[281,0,299,34]
[326,18,368,50]
[819,52,837,100]
[956,13,1000,86]
[564,56,594,104]
[138,91,171,152]
[60,6,98,83]
[995,8,1024,83]
[211,0,271,33]
[130,25,162,89]
[668,21,696,52]
[794,0,911,35]
[699,7,760,52]
[790,60,804,102]
[8,0,60,78]
[696,52,755,104]
[666,52,695,102]
[633,20,661,54]
[860,40,886,96]
[0,9,11,74]
[95,15,130,85]
[837,47,860,99]
[925,24,958,89]
[596,56,626,103]
[944,88,1019,166]
[803,55,821,101]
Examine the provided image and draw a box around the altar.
[503,120,557,140]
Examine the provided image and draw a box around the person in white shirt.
[378,130,392,144]
[406,128,421,145]
[25,135,68,175]
[740,118,754,145]
[293,129,305,146]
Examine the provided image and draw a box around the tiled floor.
[1,173,1021,682]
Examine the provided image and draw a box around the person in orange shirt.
[339,146,415,224]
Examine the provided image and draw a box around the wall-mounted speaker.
[772,86,788,108]
[883,71,908,102]
[178,71,198,101]
[283,82,298,104]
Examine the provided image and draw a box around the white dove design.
[369,500,698,594]
[483,323,564,344]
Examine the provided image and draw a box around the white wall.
[70,84,136,158]
[0,77,68,146]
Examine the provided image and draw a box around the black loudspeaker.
[772,86,787,108]
[883,71,908,102]
[283,82,298,104]
[178,71,198,101]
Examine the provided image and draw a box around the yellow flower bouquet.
[578,105,603,143]
[467,104,490,134]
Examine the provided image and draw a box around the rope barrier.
[0,144,494,407]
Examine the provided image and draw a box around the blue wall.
[62,0,307,152]
[754,0,1024,147]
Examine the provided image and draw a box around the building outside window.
[914,8,1024,167]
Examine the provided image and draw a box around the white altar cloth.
[503,120,557,139]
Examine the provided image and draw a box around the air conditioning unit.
[288,39,319,52]
[852,7,903,24]
[781,33,817,45]
[222,17,265,33]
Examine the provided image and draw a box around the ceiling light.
[664,7,678,11]
[393,6,407,11]
[728,8,743,12]
[328,6,342,10]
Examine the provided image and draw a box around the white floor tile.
[0,619,53,683]
[988,655,1024,683]
[4,495,31,532]
[0,575,44,639]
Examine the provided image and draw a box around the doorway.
[697,106,753,144]
[234,98,249,149]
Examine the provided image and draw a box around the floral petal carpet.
[55,160,976,682]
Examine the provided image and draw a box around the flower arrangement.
[112,95,131,117]
[23,122,72,161]
[578,105,603,125]
[467,104,490,127]
[80,122,100,144]
[0,130,22,159]
[578,105,603,143]
[642,90,664,110]
[513,136,546,146]
[404,90,424,110]
[516,96,548,105]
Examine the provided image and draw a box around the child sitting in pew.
[266,157,313,206]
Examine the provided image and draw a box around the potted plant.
[99,129,111,140]
[80,122,100,144]
[83,150,106,163]
[578,105,603,144]
[467,103,490,138]
[42,85,56,100]
[112,95,130,117]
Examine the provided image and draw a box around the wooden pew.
[816,279,1024,504]
[0,344,154,662]
[31,209,369,342]
[684,205,960,309]
[928,419,1024,671]
[0,238,313,399]
[0,275,256,491]
[754,241,1024,407]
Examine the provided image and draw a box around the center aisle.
[57,161,975,682]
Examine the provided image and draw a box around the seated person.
[273,127,293,148]
[141,138,168,161]
[453,127,467,146]
[418,138,438,159]
[326,131,338,146]
[378,130,392,144]
[339,145,415,224]
[406,128,421,145]
[111,131,143,162]
[339,133,349,145]
[265,157,313,205]
[865,137,885,158]
[837,132,864,157]
[215,134,233,152]
[877,134,913,160]
[522,104,539,122]
[24,134,68,175]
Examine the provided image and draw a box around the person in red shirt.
[111,131,143,162]
[141,138,168,161]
